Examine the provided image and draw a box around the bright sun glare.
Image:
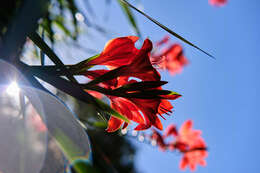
[6,82,20,96]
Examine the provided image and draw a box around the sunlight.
[6,82,20,96]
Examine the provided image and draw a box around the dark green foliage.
[0,0,23,36]
[88,129,138,173]
[73,99,139,173]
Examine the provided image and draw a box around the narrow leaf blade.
[120,0,214,59]
[117,0,141,37]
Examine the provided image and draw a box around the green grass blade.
[120,0,215,59]
[117,0,141,37]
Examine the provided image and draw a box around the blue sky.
[71,0,260,172]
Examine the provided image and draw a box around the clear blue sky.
[71,0,260,172]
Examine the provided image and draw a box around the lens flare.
[6,81,20,96]
[0,60,92,173]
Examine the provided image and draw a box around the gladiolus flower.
[86,73,178,132]
[177,120,208,171]
[149,121,208,171]
[179,139,208,171]
[151,36,188,75]
[84,37,181,132]
[85,70,179,132]
[209,0,227,7]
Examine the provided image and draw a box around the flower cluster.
[82,36,181,132]
[150,120,208,171]
[150,36,188,75]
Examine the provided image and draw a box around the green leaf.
[28,32,77,83]
[0,0,49,59]
[53,129,83,162]
[71,159,99,173]
[167,91,182,96]
[73,54,100,72]
[117,0,141,37]
[66,0,79,39]
[40,28,45,66]
[21,62,129,123]
[53,16,73,38]
[40,13,55,43]
[119,0,214,59]
[86,66,125,86]
[124,89,181,99]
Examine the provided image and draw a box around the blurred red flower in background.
[151,36,188,75]
[149,120,208,171]
[177,120,208,171]
[179,139,208,171]
[209,0,227,7]
[177,120,203,147]
[163,124,178,137]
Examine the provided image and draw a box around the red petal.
[163,124,178,137]
[179,156,188,170]
[111,97,145,124]
[154,116,163,130]
[134,123,151,131]
[179,120,193,135]
[156,35,170,47]
[119,39,161,81]
[130,98,161,129]
[87,36,139,67]
[190,162,196,171]
[85,90,103,99]
[158,100,173,115]
[106,116,123,132]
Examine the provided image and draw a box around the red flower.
[85,70,179,132]
[151,121,208,171]
[84,37,180,132]
[151,37,188,75]
[179,139,208,171]
[177,120,208,171]
[209,0,227,7]
[177,120,203,146]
